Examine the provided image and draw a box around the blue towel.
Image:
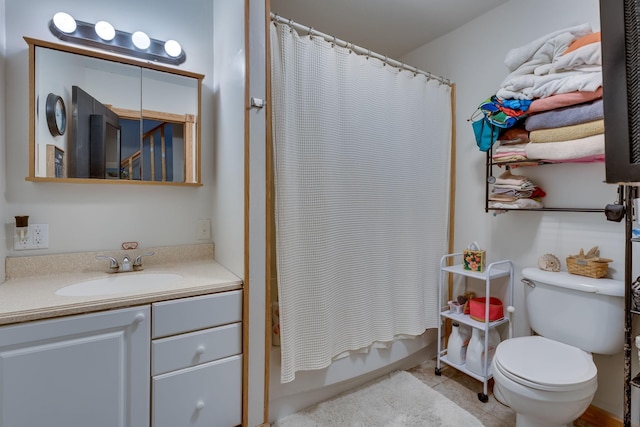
[525,98,603,131]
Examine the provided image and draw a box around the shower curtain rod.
[270,13,452,87]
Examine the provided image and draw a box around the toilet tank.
[522,267,624,355]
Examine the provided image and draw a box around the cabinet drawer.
[152,322,242,375]
[152,354,242,427]
[152,290,242,338]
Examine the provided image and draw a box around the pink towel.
[528,88,602,114]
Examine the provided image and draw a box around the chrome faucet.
[120,256,132,272]
[96,251,155,273]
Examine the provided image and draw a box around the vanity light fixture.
[164,39,182,58]
[52,12,77,34]
[49,12,186,65]
[131,31,151,50]
[94,21,115,41]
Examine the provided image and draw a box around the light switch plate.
[197,219,211,240]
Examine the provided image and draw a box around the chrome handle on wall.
[250,97,265,109]
[521,278,535,288]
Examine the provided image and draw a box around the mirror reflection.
[28,38,203,185]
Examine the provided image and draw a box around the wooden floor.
[407,358,599,427]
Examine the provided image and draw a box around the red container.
[469,297,504,322]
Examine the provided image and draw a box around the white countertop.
[0,259,243,326]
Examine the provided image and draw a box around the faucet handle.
[133,251,155,271]
[96,255,119,273]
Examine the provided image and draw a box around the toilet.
[492,267,624,427]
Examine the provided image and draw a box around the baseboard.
[580,405,623,427]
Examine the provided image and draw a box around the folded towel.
[503,23,593,73]
[489,198,544,209]
[542,154,605,164]
[500,127,530,143]
[545,42,601,74]
[494,170,533,186]
[490,188,533,201]
[498,70,602,100]
[524,133,605,161]
[563,32,600,55]
[494,154,529,163]
[489,193,517,202]
[525,99,603,131]
[528,88,602,114]
[529,119,604,143]
[495,142,528,154]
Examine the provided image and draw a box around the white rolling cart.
[435,253,514,402]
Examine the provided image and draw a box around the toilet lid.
[494,336,597,391]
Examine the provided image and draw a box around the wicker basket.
[566,256,611,279]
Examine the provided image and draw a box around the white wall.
[212,0,246,278]
[403,0,625,418]
[246,0,268,425]
[0,0,7,283]
[3,0,245,278]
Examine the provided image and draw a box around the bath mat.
[273,370,483,427]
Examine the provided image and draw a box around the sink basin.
[55,273,184,297]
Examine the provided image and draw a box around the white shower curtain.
[271,22,452,383]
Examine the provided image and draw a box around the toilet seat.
[494,336,597,392]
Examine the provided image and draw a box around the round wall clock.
[45,93,67,136]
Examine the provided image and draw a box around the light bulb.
[95,21,115,41]
[132,31,150,50]
[164,40,182,58]
[52,12,77,34]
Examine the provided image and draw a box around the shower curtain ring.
[309,27,315,38]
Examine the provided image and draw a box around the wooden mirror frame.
[25,37,204,186]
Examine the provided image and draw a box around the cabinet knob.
[195,400,205,410]
[134,313,146,323]
[196,345,206,355]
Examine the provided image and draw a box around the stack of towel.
[493,24,604,163]
[488,170,546,209]
[492,127,530,164]
[524,87,604,162]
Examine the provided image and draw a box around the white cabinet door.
[152,354,242,427]
[0,306,150,427]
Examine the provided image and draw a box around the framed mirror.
[26,37,203,185]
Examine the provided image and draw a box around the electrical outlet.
[14,224,49,250]
[197,219,211,240]
[31,224,49,248]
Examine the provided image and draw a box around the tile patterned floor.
[407,358,598,427]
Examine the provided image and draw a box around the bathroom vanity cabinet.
[0,289,243,427]
[0,305,151,427]
[436,253,513,402]
[151,290,243,427]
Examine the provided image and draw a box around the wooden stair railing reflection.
[107,105,197,182]
[121,150,141,180]
[144,122,168,182]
